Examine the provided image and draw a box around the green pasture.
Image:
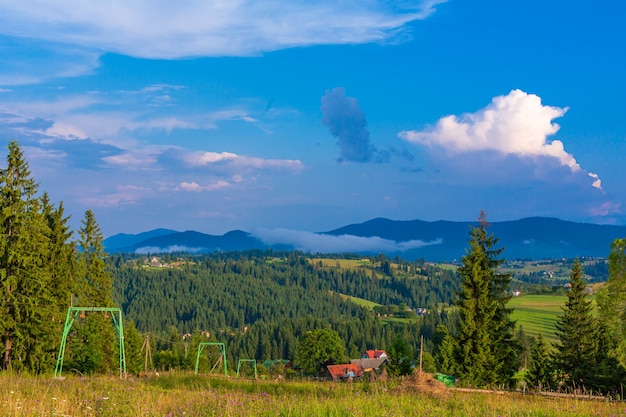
[334,291,381,309]
[310,257,431,280]
[509,295,566,341]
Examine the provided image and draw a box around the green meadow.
[2,372,624,417]
[509,295,566,341]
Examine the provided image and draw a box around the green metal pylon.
[236,359,257,379]
[195,342,227,376]
[54,307,127,379]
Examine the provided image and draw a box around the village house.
[362,349,388,359]
[326,363,363,382]
[349,357,388,373]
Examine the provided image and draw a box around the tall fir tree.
[42,193,76,310]
[40,194,79,369]
[0,141,53,371]
[551,259,598,390]
[591,321,626,394]
[78,209,112,307]
[597,238,626,370]
[70,209,117,373]
[452,211,518,387]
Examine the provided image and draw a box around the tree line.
[0,141,117,373]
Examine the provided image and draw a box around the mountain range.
[103,217,626,262]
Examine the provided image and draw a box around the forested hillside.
[109,252,460,367]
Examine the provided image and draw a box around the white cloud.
[78,184,155,208]
[142,84,185,93]
[0,1,446,59]
[102,149,159,170]
[177,180,231,192]
[252,228,442,253]
[0,89,262,144]
[399,89,603,190]
[22,146,66,163]
[588,172,602,190]
[135,245,204,254]
[182,150,304,172]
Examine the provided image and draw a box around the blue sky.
[0,0,625,243]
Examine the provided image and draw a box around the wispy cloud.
[0,88,265,143]
[178,150,304,172]
[0,35,100,86]
[176,180,231,192]
[0,1,446,60]
[399,89,603,190]
[252,228,442,253]
[135,245,204,254]
[79,184,151,208]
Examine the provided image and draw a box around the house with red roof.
[362,350,388,359]
[326,363,363,382]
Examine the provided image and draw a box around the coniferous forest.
[2,141,626,395]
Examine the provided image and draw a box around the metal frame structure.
[54,307,127,379]
[194,342,227,376]
[236,359,257,379]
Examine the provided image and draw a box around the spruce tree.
[0,141,52,371]
[387,337,414,376]
[592,321,626,394]
[525,333,553,391]
[436,334,458,376]
[42,194,76,310]
[551,259,597,390]
[78,209,112,307]
[71,209,117,373]
[452,211,517,387]
[597,238,626,369]
[40,194,78,370]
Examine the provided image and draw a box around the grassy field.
[2,372,624,417]
[509,295,566,341]
[333,291,381,309]
[309,257,430,281]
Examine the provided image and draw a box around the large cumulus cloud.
[399,89,602,190]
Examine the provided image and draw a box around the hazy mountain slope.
[325,217,626,260]
[103,228,179,251]
[104,217,626,261]
[105,229,266,253]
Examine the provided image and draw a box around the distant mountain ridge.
[103,217,626,261]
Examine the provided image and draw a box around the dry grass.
[2,371,625,416]
[394,371,452,398]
